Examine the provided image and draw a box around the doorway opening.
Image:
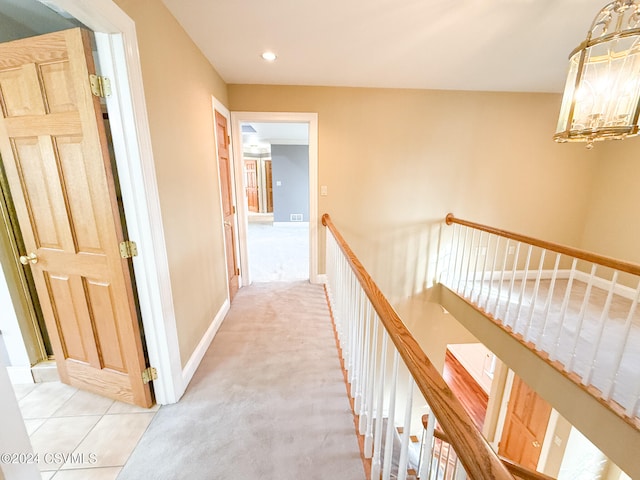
[231,112,319,285]
[241,123,310,282]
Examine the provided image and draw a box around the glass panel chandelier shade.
[554,0,640,147]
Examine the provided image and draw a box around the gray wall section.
[271,145,309,222]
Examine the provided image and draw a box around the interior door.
[265,159,273,213]
[499,375,552,470]
[244,159,259,212]
[0,28,152,407]
[215,110,239,300]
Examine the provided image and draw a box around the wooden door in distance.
[265,159,273,213]
[215,111,239,300]
[0,29,152,407]
[244,159,259,212]
[499,375,552,471]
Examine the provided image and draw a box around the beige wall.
[116,0,229,367]
[229,85,599,300]
[580,139,640,265]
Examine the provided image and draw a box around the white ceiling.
[161,0,606,93]
[242,123,309,150]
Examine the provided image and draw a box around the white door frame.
[230,112,319,284]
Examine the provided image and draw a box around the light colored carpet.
[118,281,365,480]
[247,223,309,282]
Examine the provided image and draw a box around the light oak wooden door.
[499,376,551,471]
[215,111,239,300]
[0,29,152,407]
[244,159,259,212]
[265,159,273,213]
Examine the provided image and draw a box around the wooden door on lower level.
[244,159,259,212]
[499,375,552,471]
[0,28,152,407]
[265,159,273,213]
[215,111,239,300]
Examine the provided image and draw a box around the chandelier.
[554,0,640,148]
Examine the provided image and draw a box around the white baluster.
[627,367,640,417]
[537,253,562,348]
[446,224,460,289]
[463,229,477,298]
[456,227,469,294]
[418,411,435,480]
[359,301,372,431]
[566,264,597,372]
[604,281,640,401]
[523,249,546,342]
[493,239,510,318]
[364,315,380,456]
[484,236,500,313]
[550,258,578,362]
[454,459,467,480]
[477,232,490,305]
[513,244,533,333]
[583,271,619,386]
[382,351,400,480]
[469,231,482,301]
[371,333,389,479]
[503,242,521,326]
[352,285,364,408]
[442,440,452,479]
[397,378,415,480]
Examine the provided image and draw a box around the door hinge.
[119,240,138,259]
[89,74,112,98]
[142,367,157,384]
[236,268,240,276]
[232,205,236,214]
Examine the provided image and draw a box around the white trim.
[316,274,328,284]
[230,112,320,284]
[181,299,230,386]
[572,269,638,300]
[6,366,33,385]
[273,221,310,227]
[45,0,183,404]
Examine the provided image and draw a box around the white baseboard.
[273,221,309,227]
[7,366,33,384]
[181,299,230,388]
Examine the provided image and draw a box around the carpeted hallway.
[119,281,365,480]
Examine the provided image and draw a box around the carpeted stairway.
[118,281,365,480]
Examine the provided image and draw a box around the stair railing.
[420,416,556,480]
[442,213,640,422]
[323,213,514,480]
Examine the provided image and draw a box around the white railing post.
[371,332,389,480]
[358,301,372,431]
[464,229,477,298]
[566,264,597,371]
[418,411,436,479]
[382,350,400,480]
[483,235,500,313]
[537,253,562,347]
[513,244,533,332]
[397,378,415,480]
[503,241,521,324]
[364,314,380,456]
[550,258,578,361]
[604,281,640,402]
[523,249,546,342]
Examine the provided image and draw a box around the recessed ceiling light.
[261,51,277,62]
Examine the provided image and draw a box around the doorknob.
[532,441,541,448]
[19,252,38,265]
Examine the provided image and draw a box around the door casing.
[230,112,319,286]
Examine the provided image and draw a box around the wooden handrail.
[322,213,514,480]
[445,213,640,277]
[421,415,556,480]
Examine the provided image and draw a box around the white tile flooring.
[12,381,159,479]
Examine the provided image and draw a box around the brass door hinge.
[119,240,138,259]
[236,268,240,276]
[232,205,236,214]
[89,74,112,98]
[142,367,157,384]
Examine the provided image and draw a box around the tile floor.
[11,381,159,479]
